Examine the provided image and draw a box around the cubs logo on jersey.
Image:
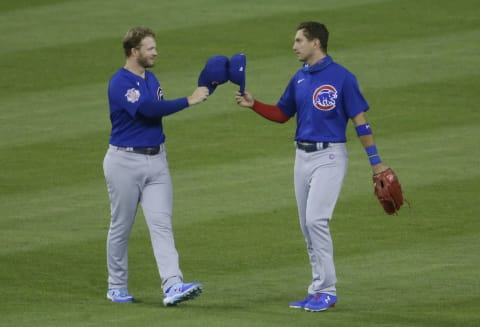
[312,85,337,111]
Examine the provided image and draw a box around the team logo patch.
[312,85,337,111]
[125,88,140,103]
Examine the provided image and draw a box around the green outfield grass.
[1,0,479,326]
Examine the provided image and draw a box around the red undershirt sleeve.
[251,100,290,123]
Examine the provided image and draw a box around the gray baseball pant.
[103,145,183,292]
[294,143,348,296]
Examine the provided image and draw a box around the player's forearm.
[137,98,189,118]
[251,100,289,123]
[358,133,388,173]
[357,134,374,148]
[353,113,375,148]
[352,113,388,173]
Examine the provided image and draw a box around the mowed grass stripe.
[1,57,476,151]
[1,198,477,326]
[2,113,478,205]
[2,24,478,141]
[2,118,478,212]
[2,205,476,282]
[3,0,478,93]
[2,195,477,283]
[2,0,478,56]
[0,0,393,55]
[2,61,477,151]
[2,122,478,257]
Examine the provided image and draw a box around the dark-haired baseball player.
[235,21,390,311]
[103,27,208,305]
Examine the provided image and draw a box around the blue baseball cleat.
[163,282,203,306]
[106,288,135,303]
[289,294,315,309]
[304,293,337,312]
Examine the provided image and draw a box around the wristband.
[355,123,372,136]
[365,145,382,166]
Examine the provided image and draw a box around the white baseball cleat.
[163,282,203,306]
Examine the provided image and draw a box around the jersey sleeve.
[251,100,289,123]
[137,98,189,118]
[342,73,369,118]
[108,72,189,119]
[108,75,143,118]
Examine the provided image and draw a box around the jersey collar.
[302,55,333,73]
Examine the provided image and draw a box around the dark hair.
[122,27,156,57]
[297,21,329,52]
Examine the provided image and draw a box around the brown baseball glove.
[373,168,405,215]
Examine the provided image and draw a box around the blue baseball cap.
[198,55,229,94]
[229,53,247,95]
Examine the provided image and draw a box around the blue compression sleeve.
[355,123,372,136]
[365,145,382,165]
[137,97,189,118]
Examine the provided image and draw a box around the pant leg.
[294,144,348,295]
[294,150,315,282]
[103,148,142,289]
[141,150,183,291]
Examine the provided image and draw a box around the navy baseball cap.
[198,55,229,94]
[229,53,247,95]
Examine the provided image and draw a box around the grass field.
[1,0,479,326]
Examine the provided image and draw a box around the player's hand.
[372,162,389,175]
[188,86,209,106]
[235,91,254,108]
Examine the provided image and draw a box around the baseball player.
[103,27,208,305]
[235,21,390,311]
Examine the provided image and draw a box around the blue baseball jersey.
[108,68,188,147]
[277,55,369,142]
